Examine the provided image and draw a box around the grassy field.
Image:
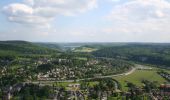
[74,57,88,61]
[113,69,169,91]
[74,47,97,52]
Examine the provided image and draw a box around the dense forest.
[92,43,170,67]
[0,41,58,55]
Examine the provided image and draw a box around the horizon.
[1,0,170,42]
[2,40,170,44]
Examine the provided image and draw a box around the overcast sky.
[0,0,170,42]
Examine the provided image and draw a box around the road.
[29,67,136,86]
[29,57,137,86]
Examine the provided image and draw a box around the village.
[1,43,170,99]
[1,55,170,99]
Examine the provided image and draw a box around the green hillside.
[92,44,170,67]
[0,41,59,55]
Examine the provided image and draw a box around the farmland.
[73,47,97,52]
[114,68,169,91]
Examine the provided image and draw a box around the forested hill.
[92,43,170,67]
[0,41,59,55]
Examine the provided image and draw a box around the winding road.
[29,67,136,86]
[29,57,138,85]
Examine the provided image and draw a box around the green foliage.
[114,69,167,91]
[142,80,157,92]
[73,47,97,52]
[0,74,25,87]
[0,41,58,55]
[0,50,17,66]
[93,44,170,67]
[19,84,52,99]
[37,63,54,72]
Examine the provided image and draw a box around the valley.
[0,41,170,99]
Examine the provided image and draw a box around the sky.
[1,0,170,42]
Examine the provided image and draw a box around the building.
[160,84,170,95]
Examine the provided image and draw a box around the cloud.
[2,0,97,25]
[110,0,120,2]
[107,0,170,21]
[2,3,52,25]
[104,0,170,42]
[24,0,34,6]
[3,3,33,15]
[2,0,170,42]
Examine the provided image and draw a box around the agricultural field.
[74,57,88,61]
[73,47,97,52]
[113,68,170,91]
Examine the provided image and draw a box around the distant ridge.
[0,40,58,54]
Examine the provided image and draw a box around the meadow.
[74,47,97,52]
[113,69,169,91]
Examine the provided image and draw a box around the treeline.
[0,50,17,60]
[92,44,170,67]
[0,41,59,55]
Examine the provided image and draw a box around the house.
[160,84,170,95]
[68,84,80,88]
